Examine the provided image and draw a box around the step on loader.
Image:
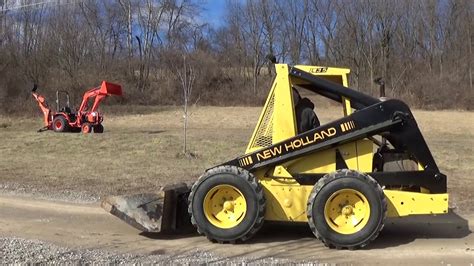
[32,81,122,133]
[102,64,448,249]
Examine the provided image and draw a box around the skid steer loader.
[102,64,448,249]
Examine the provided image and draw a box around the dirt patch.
[0,195,472,265]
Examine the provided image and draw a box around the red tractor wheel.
[81,123,92,134]
[52,116,69,132]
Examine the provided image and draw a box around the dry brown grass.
[0,106,473,212]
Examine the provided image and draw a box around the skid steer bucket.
[101,183,192,233]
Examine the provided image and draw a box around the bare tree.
[0,0,473,113]
[277,0,308,64]
[176,55,196,155]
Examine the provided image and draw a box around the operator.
[293,88,320,134]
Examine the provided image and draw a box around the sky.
[201,0,227,27]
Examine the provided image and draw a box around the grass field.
[0,106,473,213]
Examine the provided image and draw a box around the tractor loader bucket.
[99,81,123,96]
[101,183,192,233]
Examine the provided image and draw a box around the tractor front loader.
[32,81,122,133]
[102,64,448,249]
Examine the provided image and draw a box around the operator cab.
[246,65,352,154]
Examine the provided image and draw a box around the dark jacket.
[295,97,320,133]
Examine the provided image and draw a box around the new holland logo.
[255,127,338,162]
[340,120,356,132]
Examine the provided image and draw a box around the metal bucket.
[101,183,193,233]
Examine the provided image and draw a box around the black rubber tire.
[307,169,387,249]
[94,124,104,133]
[188,165,265,243]
[52,116,69,132]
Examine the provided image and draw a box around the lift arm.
[77,87,105,114]
[77,81,123,114]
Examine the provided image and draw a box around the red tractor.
[32,81,122,133]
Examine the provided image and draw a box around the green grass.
[0,107,473,213]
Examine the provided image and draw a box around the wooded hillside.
[0,0,472,113]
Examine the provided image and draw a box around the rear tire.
[94,124,104,133]
[81,123,92,134]
[188,165,265,243]
[307,169,386,249]
[52,116,69,132]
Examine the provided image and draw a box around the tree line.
[0,0,472,114]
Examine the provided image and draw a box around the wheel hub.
[203,185,247,229]
[324,188,371,235]
[223,201,234,211]
[341,205,353,216]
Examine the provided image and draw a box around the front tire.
[307,169,386,249]
[188,165,265,243]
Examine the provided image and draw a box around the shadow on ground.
[249,209,471,250]
[142,209,470,250]
[140,231,197,240]
[138,130,166,134]
[369,209,471,249]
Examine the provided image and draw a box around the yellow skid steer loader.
[102,64,448,249]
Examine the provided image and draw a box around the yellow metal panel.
[260,177,312,222]
[258,140,373,223]
[259,182,449,222]
[272,64,297,143]
[418,163,424,171]
[338,143,358,169]
[343,97,352,116]
[284,149,336,174]
[281,140,373,175]
[356,139,374,172]
[341,72,349,87]
[273,165,293,178]
[385,190,449,217]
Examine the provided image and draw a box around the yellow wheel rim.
[203,185,247,229]
[324,188,371,235]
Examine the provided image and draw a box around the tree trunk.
[468,12,473,90]
[183,98,187,155]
